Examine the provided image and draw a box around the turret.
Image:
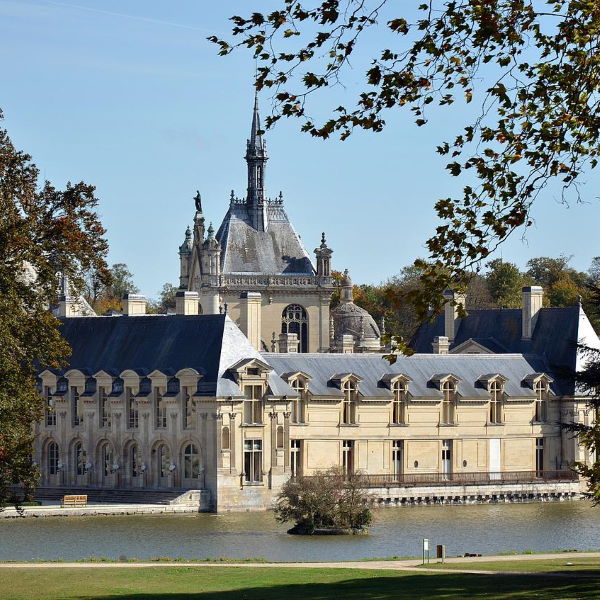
[201,223,221,277]
[340,269,353,303]
[178,226,193,289]
[314,232,333,277]
[245,93,268,231]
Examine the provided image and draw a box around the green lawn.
[423,556,600,573]
[1,566,600,600]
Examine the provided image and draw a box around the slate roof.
[54,314,279,397]
[216,203,315,275]
[410,306,582,394]
[263,353,550,399]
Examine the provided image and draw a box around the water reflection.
[1,502,598,562]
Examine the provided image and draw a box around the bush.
[274,467,373,535]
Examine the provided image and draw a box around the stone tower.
[179,95,336,352]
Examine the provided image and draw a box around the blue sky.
[2,0,599,299]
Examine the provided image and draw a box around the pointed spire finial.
[207,222,215,239]
[185,225,191,239]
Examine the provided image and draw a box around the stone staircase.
[31,487,189,505]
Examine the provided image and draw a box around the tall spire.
[245,92,269,231]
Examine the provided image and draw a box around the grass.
[422,556,600,573]
[1,565,600,600]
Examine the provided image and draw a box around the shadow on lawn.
[79,572,600,600]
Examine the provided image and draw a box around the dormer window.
[392,379,408,425]
[243,384,264,425]
[289,377,308,424]
[534,379,549,422]
[441,380,456,425]
[489,380,504,424]
[341,379,358,425]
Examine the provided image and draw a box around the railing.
[219,275,334,288]
[292,470,578,488]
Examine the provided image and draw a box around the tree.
[0,111,109,507]
[590,257,600,286]
[148,283,178,314]
[485,259,527,308]
[84,262,139,314]
[566,285,600,502]
[211,1,600,317]
[275,467,373,534]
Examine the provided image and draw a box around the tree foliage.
[275,467,373,534]
[84,262,139,314]
[565,285,600,502]
[211,1,600,317]
[0,111,109,506]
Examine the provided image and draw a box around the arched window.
[392,380,408,425]
[183,443,200,479]
[157,444,170,478]
[129,444,139,478]
[534,380,549,422]
[281,305,308,353]
[290,377,308,423]
[489,380,504,424]
[73,441,85,476]
[100,442,113,477]
[221,427,230,451]
[276,426,284,449]
[341,379,357,425]
[47,441,59,475]
[441,380,456,425]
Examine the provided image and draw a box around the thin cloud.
[42,0,210,33]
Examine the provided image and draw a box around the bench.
[61,494,88,507]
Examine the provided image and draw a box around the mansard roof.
[263,353,551,399]
[216,202,315,275]
[55,314,268,397]
[410,305,590,394]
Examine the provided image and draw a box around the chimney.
[57,295,78,317]
[240,292,262,350]
[278,333,299,353]
[521,286,544,340]
[122,294,147,316]
[432,336,450,354]
[175,290,199,315]
[341,334,354,354]
[443,289,466,341]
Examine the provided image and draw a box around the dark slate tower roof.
[215,95,315,275]
[216,203,315,274]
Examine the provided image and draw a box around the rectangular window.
[392,440,403,478]
[71,386,82,427]
[244,439,263,483]
[290,439,302,477]
[342,440,354,475]
[441,439,452,480]
[155,388,166,429]
[243,385,263,424]
[45,386,56,427]
[536,438,544,475]
[127,387,138,429]
[99,387,111,428]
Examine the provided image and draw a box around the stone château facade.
[32,98,599,511]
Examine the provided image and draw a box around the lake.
[1,501,599,561]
